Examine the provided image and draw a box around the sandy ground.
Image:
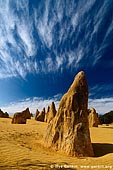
[0,118,113,170]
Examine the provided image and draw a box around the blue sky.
[0,0,113,114]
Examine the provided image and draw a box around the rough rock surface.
[35,109,40,120]
[35,108,45,122]
[25,108,32,119]
[0,109,9,118]
[46,102,57,123]
[44,71,94,157]
[88,108,99,127]
[12,108,31,124]
[44,106,50,122]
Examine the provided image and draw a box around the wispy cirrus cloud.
[0,0,113,79]
[0,0,38,79]
[89,84,113,99]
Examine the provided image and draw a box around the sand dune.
[0,118,113,170]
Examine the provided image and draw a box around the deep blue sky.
[0,0,113,114]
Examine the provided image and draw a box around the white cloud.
[0,0,38,79]
[55,0,63,22]
[89,97,113,115]
[75,46,84,65]
[11,84,109,117]
[68,52,75,66]
[0,0,112,79]
[55,55,65,70]
[45,57,54,72]
[1,95,113,116]
[71,13,79,28]
[36,0,54,48]
[1,96,60,115]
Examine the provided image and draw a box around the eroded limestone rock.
[46,102,56,123]
[88,108,99,127]
[35,108,45,122]
[0,109,9,118]
[12,108,31,124]
[44,71,94,157]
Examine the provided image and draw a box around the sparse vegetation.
[99,111,113,124]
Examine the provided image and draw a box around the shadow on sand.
[92,143,113,157]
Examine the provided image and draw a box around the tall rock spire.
[44,71,94,157]
[47,102,57,123]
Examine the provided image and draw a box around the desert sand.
[0,118,113,170]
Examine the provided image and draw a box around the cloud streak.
[0,0,113,79]
[1,95,113,115]
[1,95,61,115]
[89,97,113,115]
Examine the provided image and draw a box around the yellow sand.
[0,118,113,170]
